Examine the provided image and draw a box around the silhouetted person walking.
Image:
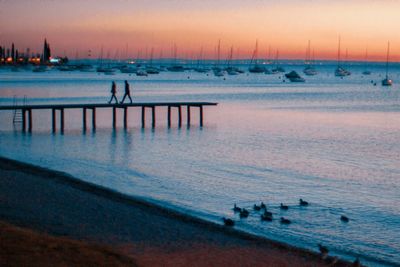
[108,81,118,104]
[120,80,132,103]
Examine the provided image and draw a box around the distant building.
[42,39,51,63]
[0,38,66,65]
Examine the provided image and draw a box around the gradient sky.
[1,0,400,61]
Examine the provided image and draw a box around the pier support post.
[83,108,87,132]
[178,105,182,128]
[92,108,96,130]
[22,109,26,132]
[187,105,191,127]
[199,106,203,127]
[60,108,64,133]
[141,106,145,128]
[112,107,116,129]
[28,109,32,132]
[167,106,171,128]
[151,106,156,128]
[52,109,56,133]
[123,107,128,129]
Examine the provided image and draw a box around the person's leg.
[128,94,132,103]
[113,95,118,103]
[121,94,126,103]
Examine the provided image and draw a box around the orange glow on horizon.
[2,1,400,61]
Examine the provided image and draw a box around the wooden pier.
[0,102,217,133]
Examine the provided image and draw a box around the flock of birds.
[222,199,361,266]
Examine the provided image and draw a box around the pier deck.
[0,102,218,133]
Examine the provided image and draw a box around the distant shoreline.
[0,156,351,266]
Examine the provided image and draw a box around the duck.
[239,208,249,218]
[263,210,273,217]
[260,202,266,210]
[233,204,241,213]
[340,215,349,222]
[280,217,291,224]
[261,213,273,221]
[318,244,329,257]
[253,204,261,211]
[222,217,235,227]
[299,199,309,206]
[280,203,289,210]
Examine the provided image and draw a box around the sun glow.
[2,0,400,61]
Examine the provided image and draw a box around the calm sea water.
[0,63,399,266]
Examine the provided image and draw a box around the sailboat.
[194,47,209,73]
[271,50,285,73]
[303,40,318,76]
[264,46,273,74]
[362,47,371,75]
[225,46,242,75]
[212,40,225,77]
[146,48,160,74]
[334,37,351,77]
[167,44,185,72]
[248,40,265,73]
[381,41,393,86]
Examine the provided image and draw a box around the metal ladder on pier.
[12,95,27,124]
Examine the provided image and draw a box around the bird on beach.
[233,203,241,213]
[280,217,291,224]
[299,199,309,206]
[280,203,289,210]
[239,208,249,218]
[222,217,235,227]
[340,215,349,222]
[318,244,329,259]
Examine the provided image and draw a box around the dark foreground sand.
[0,157,351,267]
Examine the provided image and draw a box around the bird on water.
[299,199,309,206]
[280,203,289,210]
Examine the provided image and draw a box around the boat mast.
[306,40,311,64]
[227,46,233,67]
[217,39,221,67]
[337,36,341,68]
[385,41,390,78]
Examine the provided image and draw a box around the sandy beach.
[0,156,351,266]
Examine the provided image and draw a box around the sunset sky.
[1,0,400,61]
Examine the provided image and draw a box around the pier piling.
[167,106,171,127]
[83,108,87,132]
[123,107,128,129]
[178,105,182,128]
[92,108,96,130]
[52,109,56,133]
[152,106,156,128]
[112,107,116,129]
[200,106,203,127]
[22,109,26,132]
[187,105,191,126]
[141,106,145,128]
[0,102,217,133]
[28,109,32,132]
[60,108,64,133]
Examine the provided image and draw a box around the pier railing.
[0,102,218,133]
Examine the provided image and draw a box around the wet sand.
[0,156,351,266]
